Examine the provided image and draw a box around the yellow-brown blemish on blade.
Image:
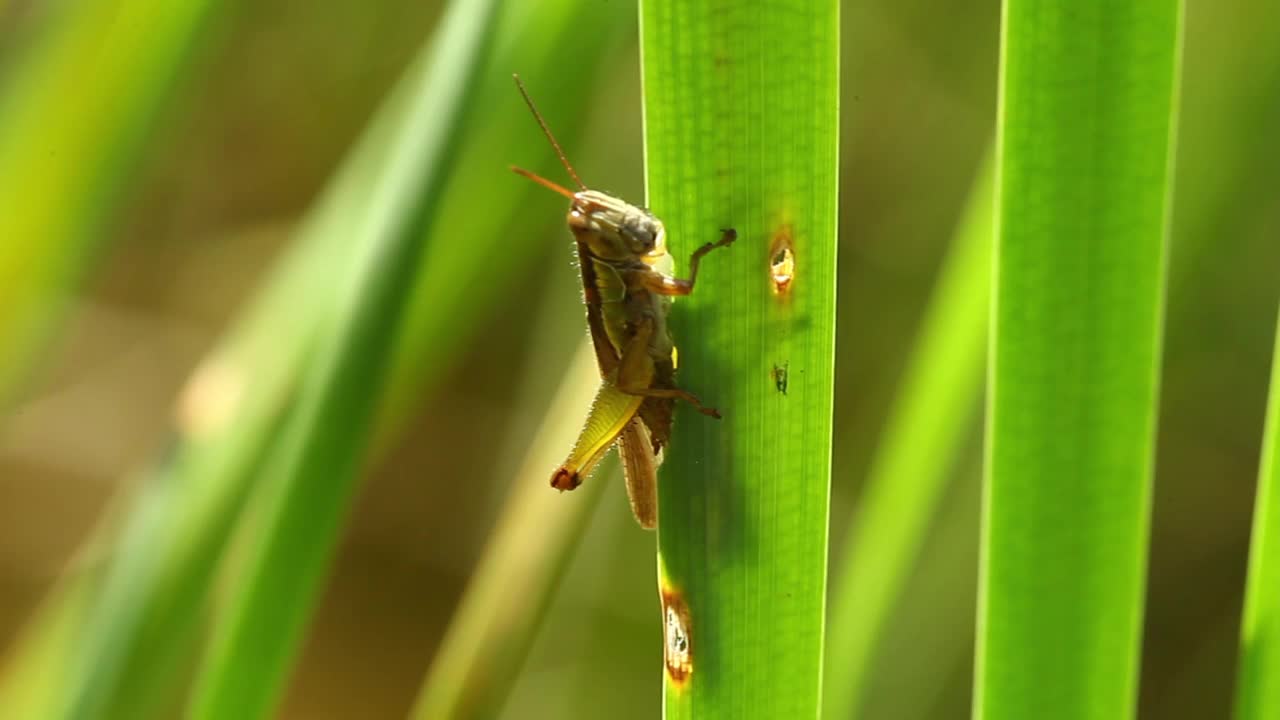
[661,586,693,687]
[770,224,795,296]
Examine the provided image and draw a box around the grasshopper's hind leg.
[615,316,721,418]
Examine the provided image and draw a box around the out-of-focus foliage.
[0,0,219,405]
[1237,306,1280,719]
[977,2,1182,718]
[824,153,991,720]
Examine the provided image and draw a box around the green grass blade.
[640,2,839,717]
[183,0,499,716]
[0,0,219,402]
[1237,307,1280,719]
[824,153,992,720]
[976,2,1184,719]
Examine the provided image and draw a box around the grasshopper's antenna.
[510,165,576,199]
[513,74,587,191]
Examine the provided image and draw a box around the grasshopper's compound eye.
[622,213,663,255]
[551,467,581,491]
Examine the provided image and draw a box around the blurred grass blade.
[1237,306,1280,719]
[0,0,219,403]
[976,2,1183,719]
[26,18,446,720]
[0,550,104,715]
[410,341,607,720]
[183,0,499,717]
[824,152,992,720]
[641,1,839,717]
[1166,3,1280,288]
[0,1,629,717]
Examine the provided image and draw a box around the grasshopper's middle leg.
[615,316,721,418]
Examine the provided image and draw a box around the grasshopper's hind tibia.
[618,419,659,529]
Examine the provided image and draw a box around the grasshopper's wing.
[552,382,643,491]
[575,239,621,377]
[617,418,661,529]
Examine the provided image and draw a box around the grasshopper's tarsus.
[551,467,581,491]
[684,227,737,292]
[643,228,737,297]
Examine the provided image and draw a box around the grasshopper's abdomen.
[587,255,677,368]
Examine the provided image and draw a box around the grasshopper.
[511,75,734,529]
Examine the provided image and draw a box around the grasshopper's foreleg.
[686,227,738,288]
[615,316,721,418]
[644,228,736,296]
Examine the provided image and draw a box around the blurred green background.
[0,0,1276,718]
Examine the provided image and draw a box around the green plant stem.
[641,1,839,717]
[976,2,1183,718]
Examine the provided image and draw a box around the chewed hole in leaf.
[770,224,795,296]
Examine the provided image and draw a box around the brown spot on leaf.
[770,224,795,296]
[662,586,693,687]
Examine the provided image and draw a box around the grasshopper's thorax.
[569,190,668,264]
[569,190,677,366]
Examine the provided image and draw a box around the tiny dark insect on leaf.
[773,362,789,395]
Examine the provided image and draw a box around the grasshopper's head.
[570,190,667,262]
[510,166,665,261]
[509,77,667,262]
